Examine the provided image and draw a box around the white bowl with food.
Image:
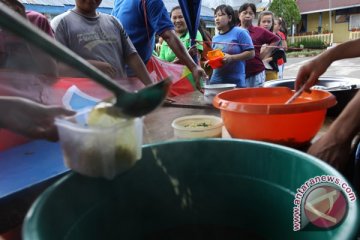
[171,115,223,139]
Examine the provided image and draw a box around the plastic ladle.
[285,84,307,104]
[0,4,170,117]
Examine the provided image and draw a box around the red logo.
[304,186,347,228]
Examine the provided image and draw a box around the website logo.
[293,175,356,231]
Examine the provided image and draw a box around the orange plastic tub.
[213,87,336,148]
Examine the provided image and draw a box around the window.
[349,13,360,30]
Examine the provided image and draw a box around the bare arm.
[259,41,279,60]
[87,60,116,79]
[161,29,206,90]
[282,39,288,51]
[295,39,360,90]
[297,39,360,173]
[57,60,117,79]
[126,53,153,86]
[0,97,74,141]
[173,45,202,64]
[223,50,255,64]
[308,91,360,171]
[161,29,196,68]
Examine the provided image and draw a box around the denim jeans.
[245,70,265,88]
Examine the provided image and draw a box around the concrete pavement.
[283,56,360,80]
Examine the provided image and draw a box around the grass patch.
[286,49,324,58]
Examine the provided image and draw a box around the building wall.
[321,12,348,43]
[307,13,320,33]
[321,12,331,33]
[300,6,360,43]
[305,12,350,43]
[333,20,349,43]
[306,12,333,33]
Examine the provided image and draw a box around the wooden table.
[143,91,334,144]
[0,90,334,232]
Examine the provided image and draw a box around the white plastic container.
[55,108,143,179]
[203,84,236,105]
[171,115,223,139]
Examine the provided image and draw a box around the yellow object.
[88,103,126,127]
[265,70,278,81]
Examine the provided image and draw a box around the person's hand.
[307,132,352,172]
[203,60,210,68]
[172,56,180,64]
[88,60,117,78]
[0,97,75,141]
[263,56,273,63]
[190,65,207,93]
[188,45,199,58]
[222,53,233,65]
[155,43,162,54]
[294,55,332,91]
[161,30,207,91]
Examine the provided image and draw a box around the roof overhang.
[301,4,360,15]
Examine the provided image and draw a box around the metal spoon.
[0,4,170,117]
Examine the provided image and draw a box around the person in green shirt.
[159,6,203,64]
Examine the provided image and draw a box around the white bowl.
[203,84,236,105]
[171,115,223,139]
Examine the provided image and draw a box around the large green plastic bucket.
[23,139,359,239]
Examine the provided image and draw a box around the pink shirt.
[26,11,54,37]
[244,25,280,77]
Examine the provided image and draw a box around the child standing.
[51,0,152,86]
[274,17,287,80]
[258,11,278,81]
[258,11,274,32]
